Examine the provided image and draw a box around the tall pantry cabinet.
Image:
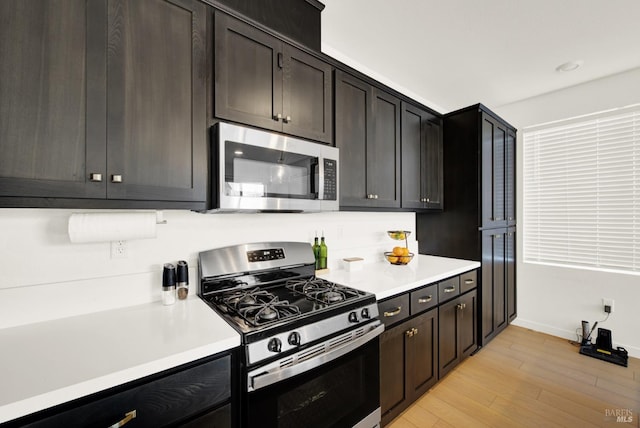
[416,104,516,347]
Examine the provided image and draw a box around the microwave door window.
[225,142,315,199]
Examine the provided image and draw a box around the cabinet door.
[459,290,478,359]
[507,227,517,322]
[401,103,443,210]
[380,319,409,425]
[438,296,459,378]
[506,128,516,225]
[481,113,507,228]
[407,309,438,399]
[368,88,401,208]
[423,118,444,209]
[0,0,107,199]
[334,71,371,207]
[106,0,207,202]
[282,45,332,144]
[481,229,507,345]
[214,11,283,132]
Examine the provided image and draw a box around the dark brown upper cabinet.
[506,128,516,226]
[401,102,443,210]
[0,0,209,208]
[0,0,106,201]
[106,0,208,203]
[334,70,401,209]
[481,113,510,228]
[214,11,332,144]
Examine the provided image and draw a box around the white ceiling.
[320,0,640,113]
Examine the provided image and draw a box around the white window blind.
[523,104,640,273]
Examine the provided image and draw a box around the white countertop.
[0,255,477,423]
[0,298,240,424]
[319,254,480,300]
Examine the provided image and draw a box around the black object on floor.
[579,343,629,367]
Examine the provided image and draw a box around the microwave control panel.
[323,159,337,201]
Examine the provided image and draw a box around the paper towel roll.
[68,212,158,243]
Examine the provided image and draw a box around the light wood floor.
[388,325,640,428]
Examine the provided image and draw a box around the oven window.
[246,337,380,428]
[278,355,364,426]
[225,141,317,199]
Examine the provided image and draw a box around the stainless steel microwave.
[210,123,339,212]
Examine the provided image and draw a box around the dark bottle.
[319,234,327,270]
[312,235,321,270]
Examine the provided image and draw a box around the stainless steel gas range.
[199,242,383,428]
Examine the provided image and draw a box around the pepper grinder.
[162,263,176,305]
[176,260,189,300]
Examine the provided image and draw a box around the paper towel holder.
[68,211,167,244]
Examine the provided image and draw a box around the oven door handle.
[248,323,384,392]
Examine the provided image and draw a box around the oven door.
[245,333,381,428]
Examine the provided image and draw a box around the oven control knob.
[348,311,358,323]
[361,308,370,319]
[268,338,282,353]
[288,332,301,346]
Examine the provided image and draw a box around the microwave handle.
[311,157,319,199]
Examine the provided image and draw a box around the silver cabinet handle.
[464,279,475,284]
[274,113,282,121]
[374,194,379,199]
[108,410,136,428]
[444,286,456,293]
[283,115,291,123]
[89,173,102,182]
[383,306,402,317]
[111,174,123,183]
[420,197,430,202]
[418,296,432,304]
[456,303,467,310]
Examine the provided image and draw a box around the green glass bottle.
[319,233,328,270]
[312,234,320,270]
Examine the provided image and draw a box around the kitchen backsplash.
[0,209,418,329]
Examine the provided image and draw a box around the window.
[523,104,640,274]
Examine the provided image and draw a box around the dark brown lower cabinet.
[481,227,516,344]
[5,352,235,428]
[438,290,477,378]
[380,308,438,426]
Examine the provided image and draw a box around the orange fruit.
[400,256,411,264]
[402,247,409,256]
[392,246,404,256]
[387,255,399,263]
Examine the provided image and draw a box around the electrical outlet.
[111,240,128,259]
[603,298,614,314]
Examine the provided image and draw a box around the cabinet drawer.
[410,284,438,315]
[438,276,460,302]
[20,354,232,428]
[460,270,477,293]
[378,294,410,327]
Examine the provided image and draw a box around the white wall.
[0,209,417,330]
[495,67,640,358]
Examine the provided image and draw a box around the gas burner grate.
[220,287,301,326]
[286,278,361,305]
